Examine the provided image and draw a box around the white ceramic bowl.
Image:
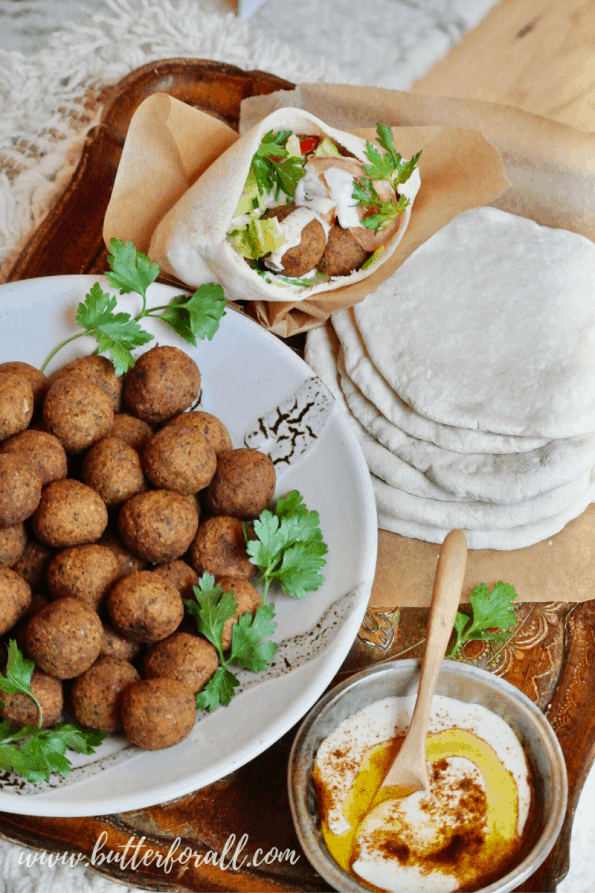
[288,659,567,893]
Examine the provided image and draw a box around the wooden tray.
[4,58,595,893]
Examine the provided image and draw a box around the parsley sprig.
[352,124,421,233]
[250,130,306,201]
[185,574,278,712]
[448,582,518,659]
[0,641,105,783]
[40,240,227,376]
[246,491,328,602]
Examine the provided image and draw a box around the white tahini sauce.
[264,206,319,272]
[315,694,531,838]
[320,167,360,228]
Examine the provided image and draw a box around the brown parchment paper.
[103,94,508,336]
[103,94,238,254]
[243,84,595,608]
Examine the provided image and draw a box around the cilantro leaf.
[448,582,518,658]
[105,239,159,299]
[195,667,239,712]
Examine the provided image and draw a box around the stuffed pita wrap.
[149,108,421,302]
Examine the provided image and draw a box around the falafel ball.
[142,426,216,495]
[217,577,262,650]
[0,567,31,635]
[82,437,146,507]
[121,677,196,750]
[144,632,218,694]
[71,656,140,733]
[25,596,103,678]
[152,560,199,600]
[108,570,184,643]
[33,479,108,548]
[108,413,153,452]
[0,373,34,443]
[123,346,201,424]
[0,522,26,568]
[189,516,255,580]
[12,538,54,591]
[0,668,63,729]
[316,222,369,277]
[49,356,122,412]
[47,544,120,611]
[0,430,67,486]
[43,376,114,454]
[118,490,199,564]
[99,527,147,578]
[263,203,326,277]
[0,454,41,528]
[206,448,275,520]
[100,623,142,662]
[166,411,232,455]
[0,362,48,411]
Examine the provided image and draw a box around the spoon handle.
[382,529,468,789]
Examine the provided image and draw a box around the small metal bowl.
[288,659,567,893]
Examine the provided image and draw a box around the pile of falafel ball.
[0,346,276,753]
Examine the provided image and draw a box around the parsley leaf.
[246,490,328,601]
[41,242,227,374]
[249,130,305,201]
[195,667,239,711]
[229,603,278,673]
[105,239,159,301]
[0,642,105,783]
[155,283,226,344]
[0,640,36,699]
[351,124,421,234]
[186,575,278,713]
[362,194,411,232]
[185,573,238,653]
[448,582,518,659]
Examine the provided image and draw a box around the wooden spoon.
[372,528,468,806]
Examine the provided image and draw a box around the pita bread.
[332,307,549,454]
[372,468,593,530]
[378,474,595,550]
[306,323,595,548]
[354,207,595,438]
[149,108,419,303]
[306,324,467,501]
[339,367,595,504]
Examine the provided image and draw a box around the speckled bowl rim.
[288,659,568,893]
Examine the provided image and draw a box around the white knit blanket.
[3,1,591,891]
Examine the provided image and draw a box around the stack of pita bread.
[306,206,595,549]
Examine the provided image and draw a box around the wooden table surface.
[413,0,595,133]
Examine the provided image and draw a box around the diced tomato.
[299,137,319,155]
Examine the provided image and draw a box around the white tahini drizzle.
[320,167,360,228]
[264,207,320,272]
